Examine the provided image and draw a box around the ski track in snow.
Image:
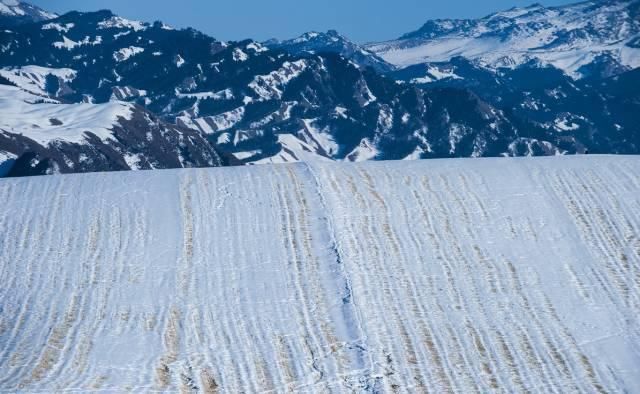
[0,155,639,392]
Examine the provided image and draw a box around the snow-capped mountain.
[0,82,223,177]
[265,30,395,73]
[0,0,56,26]
[367,0,640,79]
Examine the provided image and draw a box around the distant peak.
[0,0,57,21]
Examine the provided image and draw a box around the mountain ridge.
[366,0,640,79]
[264,30,395,73]
[0,0,56,26]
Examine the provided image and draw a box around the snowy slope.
[0,65,77,97]
[1,155,639,391]
[0,84,133,145]
[0,85,223,175]
[367,0,640,78]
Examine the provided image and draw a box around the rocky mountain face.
[0,0,638,176]
[391,57,640,156]
[366,0,640,79]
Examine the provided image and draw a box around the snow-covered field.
[1,155,639,392]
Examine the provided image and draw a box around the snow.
[177,107,245,135]
[113,46,144,62]
[293,31,320,43]
[410,75,434,84]
[0,155,639,391]
[216,132,231,145]
[372,37,499,68]
[232,48,249,62]
[346,138,378,162]
[53,35,102,50]
[123,153,144,170]
[42,22,74,33]
[555,118,580,131]
[0,65,76,97]
[449,123,471,154]
[377,106,394,134]
[0,85,133,145]
[53,36,78,50]
[246,42,268,53]
[402,145,425,160]
[208,107,245,131]
[97,16,147,32]
[232,149,260,160]
[110,86,147,101]
[113,31,131,39]
[355,79,377,107]
[253,133,332,164]
[299,118,339,157]
[175,54,185,68]
[249,60,307,100]
[427,66,463,80]
[0,0,24,16]
[176,88,233,100]
[334,106,348,118]
[0,150,16,168]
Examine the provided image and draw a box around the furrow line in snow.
[393,172,461,392]
[342,168,428,391]
[433,173,509,391]
[274,172,326,389]
[411,174,483,392]
[362,169,449,392]
[421,169,568,392]
[303,163,371,383]
[283,165,351,387]
[234,173,277,393]
[549,170,640,325]
[321,168,394,390]
[2,177,68,388]
[318,167,391,390]
[405,176,476,393]
[451,171,532,392]
[43,193,108,388]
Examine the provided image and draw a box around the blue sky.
[30,0,575,43]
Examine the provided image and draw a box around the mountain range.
[0,0,638,176]
[369,0,640,78]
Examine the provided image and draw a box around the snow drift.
[0,155,639,391]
